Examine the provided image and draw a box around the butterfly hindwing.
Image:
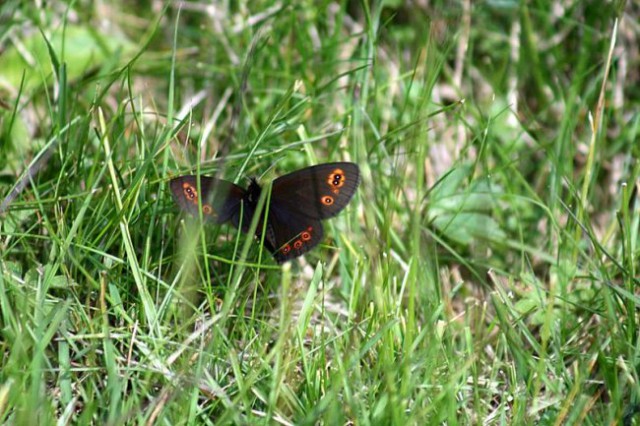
[169,175,246,223]
[261,206,324,263]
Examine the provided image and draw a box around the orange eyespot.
[327,169,346,189]
[281,244,291,254]
[202,204,213,215]
[301,231,311,241]
[322,196,334,206]
[293,240,303,249]
[183,183,198,201]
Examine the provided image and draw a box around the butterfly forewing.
[170,175,246,223]
[270,162,360,220]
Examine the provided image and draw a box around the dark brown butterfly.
[170,162,360,263]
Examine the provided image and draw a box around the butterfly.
[170,162,360,263]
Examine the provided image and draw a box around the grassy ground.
[1,0,638,424]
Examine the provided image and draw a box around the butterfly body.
[170,162,360,263]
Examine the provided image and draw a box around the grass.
[0,0,638,424]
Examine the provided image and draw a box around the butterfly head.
[246,178,262,203]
